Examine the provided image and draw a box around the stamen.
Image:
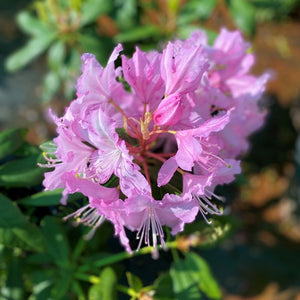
[136,208,165,253]
[193,191,223,224]
[63,205,105,239]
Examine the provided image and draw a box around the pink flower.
[41,28,268,253]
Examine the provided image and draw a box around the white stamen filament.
[63,204,105,239]
[136,208,165,252]
[193,190,223,224]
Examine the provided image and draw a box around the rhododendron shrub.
[41,28,268,254]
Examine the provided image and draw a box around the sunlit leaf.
[88,267,117,300]
[170,252,221,299]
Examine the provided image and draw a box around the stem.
[109,99,140,138]
[142,159,151,185]
[149,129,177,136]
[146,151,166,163]
[78,241,178,273]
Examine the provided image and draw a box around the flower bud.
[153,93,184,126]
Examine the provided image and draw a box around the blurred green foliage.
[5,0,300,103]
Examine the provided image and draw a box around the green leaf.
[228,0,256,36]
[0,193,45,251]
[5,32,56,72]
[170,258,202,300]
[126,272,143,293]
[170,252,221,299]
[0,193,27,228]
[115,0,137,30]
[17,11,51,36]
[48,40,66,71]
[40,216,70,266]
[88,267,117,300]
[42,71,61,102]
[0,128,26,160]
[115,25,161,43]
[51,273,73,300]
[78,35,110,66]
[81,0,113,26]
[18,189,63,206]
[154,272,175,300]
[178,0,217,25]
[0,154,44,187]
[2,257,24,300]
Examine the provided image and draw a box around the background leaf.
[18,189,63,206]
[0,128,26,161]
[0,193,45,251]
[5,33,56,72]
[0,154,44,187]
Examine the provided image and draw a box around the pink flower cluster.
[42,28,269,254]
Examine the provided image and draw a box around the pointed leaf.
[5,32,56,72]
[17,11,51,36]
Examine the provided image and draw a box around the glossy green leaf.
[186,252,221,299]
[81,0,113,26]
[0,193,45,251]
[115,25,160,43]
[18,189,63,206]
[228,0,256,36]
[170,252,221,299]
[170,258,202,300]
[0,128,26,160]
[40,216,70,265]
[0,154,44,187]
[17,11,51,36]
[5,32,56,72]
